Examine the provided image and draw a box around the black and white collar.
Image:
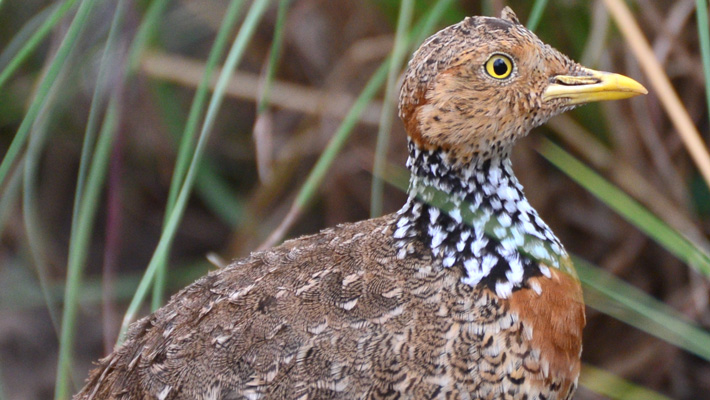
[393,139,568,298]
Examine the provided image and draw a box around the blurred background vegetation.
[0,0,709,399]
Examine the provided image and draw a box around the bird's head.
[399,7,647,164]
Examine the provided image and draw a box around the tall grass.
[0,1,707,399]
[150,0,242,311]
[119,0,271,341]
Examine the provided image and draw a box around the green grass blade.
[538,139,710,277]
[70,0,126,255]
[56,99,119,400]
[163,0,244,214]
[152,0,244,310]
[19,41,69,341]
[153,81,245,225]
[118,0,271,342]
[55,1,127,396]
[0,3,57,70]
[2,260,210,312]
[0,175,59,352]
[0,156,22,239]
[251,0,290,183]
[576,256,710,361]
[526,0,549,31]
[0,0,96,209]
[410,0,458,52]
[0,0,78,90]
[371,0,414,217]
[696,0,710,126]
[0,361,5,400]
[22,115,60,338]
[258,0,454,248]
[256,0,291,115]
[126,0,170,73]
[194,165,244,228]
[294,62,388,209]
[22,62,68,339]
[293,0,455,213]
[151,82,244,228]
[580,364,673,400]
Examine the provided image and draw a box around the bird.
[76,7,646,400]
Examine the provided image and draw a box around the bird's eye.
[484,54,513,79]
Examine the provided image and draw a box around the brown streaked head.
[399,7,647,164]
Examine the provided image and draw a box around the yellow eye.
[485,54,513,79]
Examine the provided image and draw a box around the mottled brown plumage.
[76,7,645,400]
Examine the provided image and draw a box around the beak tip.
[626,81,648,98]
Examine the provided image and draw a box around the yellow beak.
[542,68,647,105]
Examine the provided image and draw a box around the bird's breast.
[505,266,586,397]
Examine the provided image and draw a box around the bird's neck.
[393,139,568,298]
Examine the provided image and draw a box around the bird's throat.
[393,140,568,297]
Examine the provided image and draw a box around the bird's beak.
[542,68,647,105]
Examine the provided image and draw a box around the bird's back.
[76,214,583,400]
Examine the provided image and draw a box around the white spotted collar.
[393,139,568,298]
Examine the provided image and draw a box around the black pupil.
[493,58,508,76]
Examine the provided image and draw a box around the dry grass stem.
[257,201,301,250]
[141,52,383,125]
[603,0,710,187]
